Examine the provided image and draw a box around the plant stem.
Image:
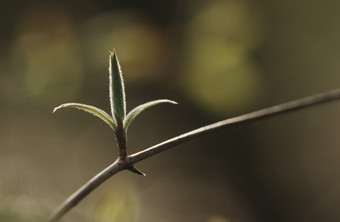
[48,158,127,222]
[48,89,340,222]
[115,116,127,158]
[130,89,340,163]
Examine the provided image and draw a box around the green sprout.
[53,50,177,174]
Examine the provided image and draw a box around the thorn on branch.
[128,165,146,176]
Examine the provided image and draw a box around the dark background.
[1,0,340,221]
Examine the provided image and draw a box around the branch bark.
[48,89,340,222]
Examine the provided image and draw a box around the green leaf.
[53,103,117,131]
[123,99,177,131]
[109,50,126,121]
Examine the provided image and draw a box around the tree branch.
[48,89,340,222]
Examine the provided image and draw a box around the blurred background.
[1,0,340,221]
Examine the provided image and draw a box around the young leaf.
[124,99,177,131]
[109,50,126,121]
[53,103,117,131]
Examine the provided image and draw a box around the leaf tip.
[109,49,115,57]
[160,99,178,105]
[53,105,62,113]
[168,100,178,105]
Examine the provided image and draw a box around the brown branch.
[48,89,340,222]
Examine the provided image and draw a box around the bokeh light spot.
[182,0,264,115]
[81,12,169,82]
[11,5,83,105]
[92,184,139,222]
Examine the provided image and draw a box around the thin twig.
[49,159,127,222]
[48,89,340,222]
